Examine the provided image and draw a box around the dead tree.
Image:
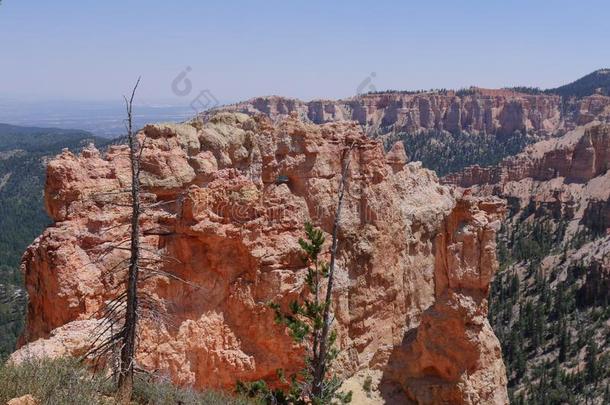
[115,76,142,402]
[311,143,353,400]
[82,77,147,403]
[81,78,198,403]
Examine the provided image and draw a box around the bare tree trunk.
[311,144,353,399]
[116,77,141,404]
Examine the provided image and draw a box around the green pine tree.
[237,224,353,405]
[266,222,351,404]
[585,337,599,384]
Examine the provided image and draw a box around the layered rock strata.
[201,90,610,139]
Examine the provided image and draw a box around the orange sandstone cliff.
[441,121,610,399]
[201,91,610,140]
[13,112,508,404]
[442,122,610,255]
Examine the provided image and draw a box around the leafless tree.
[114,76,142,402]
[81,78,168,403]
[82,77,143,402]
[82,78,202,403]
[311,143,353,399]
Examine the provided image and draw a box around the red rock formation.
[14,113,508,404]
[442,121,610,400]
[567,94,610,127]
[442,123,610,258]
[201,91,610,140]
[443,123,610,189]
[383,198,507,404]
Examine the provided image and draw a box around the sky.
[1,0,610,105]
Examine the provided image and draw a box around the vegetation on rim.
[0,357,254,405]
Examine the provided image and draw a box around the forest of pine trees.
[394,128,533,176]
[0,125,106,359]
[489,213,610,404]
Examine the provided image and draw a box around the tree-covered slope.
[490,215,610,404]
[391,129,533,177]
[0,123,108,358]
[548,69,610,98]
[442,124,610,404]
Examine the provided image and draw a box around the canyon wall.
[14,112,508,404]
[202,90,610,139]
[443,123,610,188]
[442,123,610,401]
[442,122,610,278]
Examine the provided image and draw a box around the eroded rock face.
[393,198,507,404]
[15,113,507,404]
[443,123,610,189]
[442,121,610,401]
[199,91,610,141]
[442,124,610,237]
[442,124,610,303]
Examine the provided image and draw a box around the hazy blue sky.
[1,0,609,104]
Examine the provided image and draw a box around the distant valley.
[0,99,194,138]
[0,123,108,357]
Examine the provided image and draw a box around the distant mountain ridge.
[0,124,98,150]
[548,69,610,97]
[199,70,610,177]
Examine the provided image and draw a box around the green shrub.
[362,375,373,395]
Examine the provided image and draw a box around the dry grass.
[0,357,255,405]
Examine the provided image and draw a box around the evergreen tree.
[558,325,570,363]
[585,337,599,384]
[274,223,351,404]
[240,144,355,405]
[533,304,545,349]
[243,222,351,404]
[510,272,520,298]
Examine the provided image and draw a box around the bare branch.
[312,141,355,398]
